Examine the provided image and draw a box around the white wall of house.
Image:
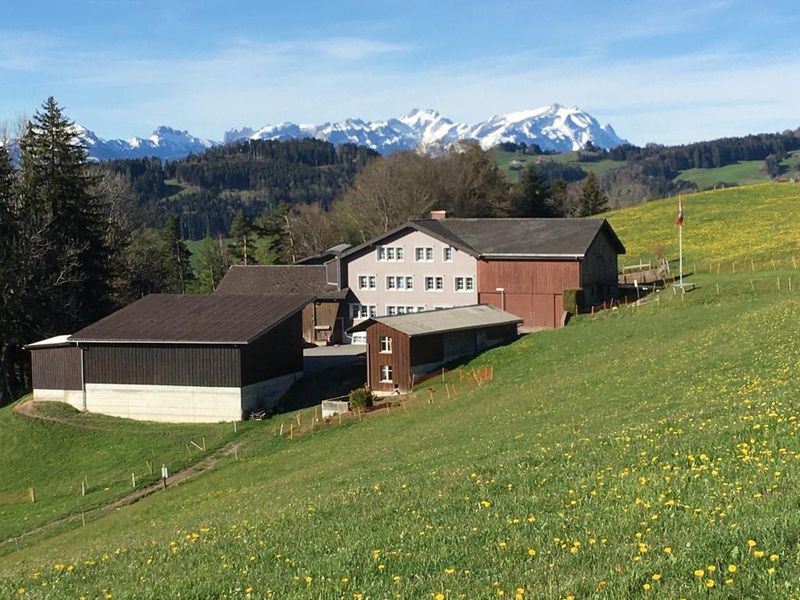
[345,229,478,321]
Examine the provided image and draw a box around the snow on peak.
[74,104,626,161]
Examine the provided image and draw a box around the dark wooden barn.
[26,294,309,422]
[348,305,522,394]
[216,265,350,345]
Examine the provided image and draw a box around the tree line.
[0,99,199,405]
[271,143,609,262]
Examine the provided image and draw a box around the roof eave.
[481,253,585,260]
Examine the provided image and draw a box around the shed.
[348,305,522,394]
[26,294,310,423]
[216,265,350,345]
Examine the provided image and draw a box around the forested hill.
[497,126,800,207]
[95,139,378,239]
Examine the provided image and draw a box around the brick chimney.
[430,210,447,220]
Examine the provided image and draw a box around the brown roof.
[216,265,347,300]
[340,218,625,261]
[69,294,310,345]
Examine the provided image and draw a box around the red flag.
[675,197,684,226]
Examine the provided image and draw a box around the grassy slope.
[606,183,800,268]
[4,184,800,598]
[0,403,245,543]
[493,150,625,182]
[676,162,767,188]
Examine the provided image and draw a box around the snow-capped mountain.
[227,104,626,155]
[74,125,218,161]
[52,104,625,161]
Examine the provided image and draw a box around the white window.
[387,305,421,315]
[380,364,393,382]
[415,247,434,262]
[358,275,376,290]
[350,304,376,319]
[443,247,453,262]
[386,305,397,316]
[425,276,444,291]
[385,275,413,291]
[454,276,474,292]
[378,245,404,262]
[380,336,392,353]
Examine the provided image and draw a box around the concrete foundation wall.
[241,371,303,414]
[32,372,302,423]
[32,388,85,410]
[84,383,243,423]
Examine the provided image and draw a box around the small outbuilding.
[348,304,522,394]
[27,294,309,423]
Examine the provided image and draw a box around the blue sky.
[2,0,798,145]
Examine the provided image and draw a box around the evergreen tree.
[17,97,114,326]
[228,209,256,265]
[549,178,570,217]
[0,144,19,403]
[160,213,193,293]
[577,172,609,216]
[511,164,552,217]
[195,235,231,292]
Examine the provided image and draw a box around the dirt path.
[4,401,244,548]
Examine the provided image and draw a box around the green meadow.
[3,183,800,599]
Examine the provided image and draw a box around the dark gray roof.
[69,294,310,344]
[339,218,625,261]
[348,304,522,337]
[215,265,347,300]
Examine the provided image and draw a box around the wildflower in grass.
[767,567,776,575]
[304,576,312,584]
[643,583,652,591]
[444,568,455,574]
[480,500,492,508]
[377,564,385,571]
[434,594,445,600]
[17,588,24,595]
[694,569,704,577]
[769,554,779,562]
[664,546,672,554]
[707,565,716,572]
[597,581,607,590]
[652,573,662,581]
[725,579,734,585]
[341,577,349,584]
[753,550,765,558]
[527,547,537,557]
[705,580,715,589]
[747,540,757,548]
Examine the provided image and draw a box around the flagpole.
[679,218,683,287]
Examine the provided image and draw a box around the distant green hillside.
[4,183,800,598]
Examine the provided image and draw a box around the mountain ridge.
[70,104,626,161]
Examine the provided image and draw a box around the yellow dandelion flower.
[245,587,253,594]
[444,568,455,575]
[17,588,24,596]
[753,550,765,558]
[304,576,312,585]
[746,540,757,548]
[767,567,776,575]
[694,569,704,577]
[651,573,662,581]
[643,583,652,591]
[707,565,716,572]
[480,500,492,508]
[727,564,737,573]
[435,594,445,600]
[663,546,672,554]
[341,577,349,584]
[705,580,715,589]
[769,554,779,562]
[527,548,537,557]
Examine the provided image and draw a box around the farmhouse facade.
[27,294,308,423]
[349,304,522,394]
[216,265,350,345]
[333,214,625,332]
